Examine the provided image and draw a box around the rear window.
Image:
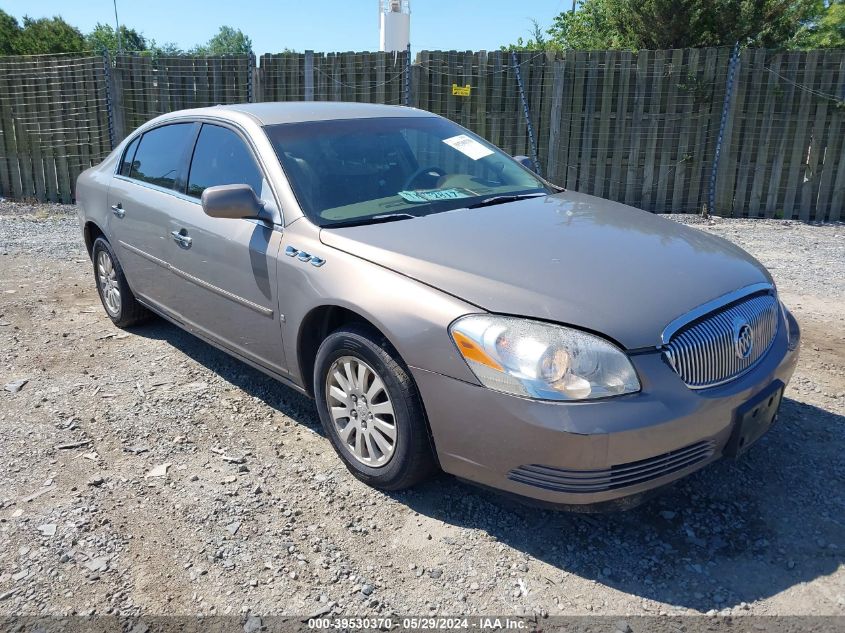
[129,123,195,190]
[119,136,140,176]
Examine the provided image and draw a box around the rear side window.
[129,123,195,190]
[187,124,263,198]
[119,136,140,176]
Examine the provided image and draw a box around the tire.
[313,324,436,490]
[92,237,150,328]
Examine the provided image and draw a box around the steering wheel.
[403,166,446,191]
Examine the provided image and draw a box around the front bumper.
[412,313,800,509]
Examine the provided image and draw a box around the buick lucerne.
[76,103,801,509]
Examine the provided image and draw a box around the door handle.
[111,204,125,218]
[170,230,193,247]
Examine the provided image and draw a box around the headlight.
[449,315,640,401]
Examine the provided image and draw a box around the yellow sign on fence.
[452,83,471,97]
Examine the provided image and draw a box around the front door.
[163,123,287,372]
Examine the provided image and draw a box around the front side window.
[264,116,547,227]
[187,124,264,198]
[129,123,195,190]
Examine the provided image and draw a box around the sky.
[3,0,570,55]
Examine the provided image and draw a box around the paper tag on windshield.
[442,134,494,160]
[398,188,471,203]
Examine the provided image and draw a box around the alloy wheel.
[97,250,121,317]
[325,355,397,467]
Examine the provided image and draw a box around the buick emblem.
[733,320,754,359]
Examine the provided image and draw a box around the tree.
[0,10,21,55]
[604,0,817,49]
[146,39,183,57]
[507,0,825,50]
[192,26,252,55]
[12,15,85,54]
[502,19,551,51]
[546,0,634,49]
[790,0,845,48]
[85,23,147,55]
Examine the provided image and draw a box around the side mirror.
[201,184,264,220]
[513,155,536,172]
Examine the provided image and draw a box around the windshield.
[264,116,550,227]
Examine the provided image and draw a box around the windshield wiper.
[466,193,548,209]
[323,213,417,229]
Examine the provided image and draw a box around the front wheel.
[313,324,436,490]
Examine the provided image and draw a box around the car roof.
[175,102,435,126]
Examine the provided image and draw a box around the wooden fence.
[0,48,842,221]
[112,54,252,140]
[718,49,845,221]
[413,48,845,220]
[258,51,408,105]
[0,54,111,203]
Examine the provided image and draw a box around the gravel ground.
[0,201,843,619]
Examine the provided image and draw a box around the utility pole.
[113,0,123,52]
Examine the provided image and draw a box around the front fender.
[278,219,481,388]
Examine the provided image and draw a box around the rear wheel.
[314,324,436,490]
[92,237,150,328]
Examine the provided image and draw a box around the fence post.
[404,43,412,106]
[546,57,566,184]
[511,50,541,176]
[110,54,127,143]
[102,50,117,150]
[247,52,255,103]
[304,50,314,101]
[708,42,741,215]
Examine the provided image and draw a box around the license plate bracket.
[725,380,784,458]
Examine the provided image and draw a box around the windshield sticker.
[398,188,471,203]
[442,134,494,160]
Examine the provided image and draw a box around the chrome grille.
[664,292,779,389]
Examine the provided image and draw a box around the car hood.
[319,191,772,349]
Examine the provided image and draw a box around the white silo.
[379,0,411,52]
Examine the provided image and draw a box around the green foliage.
[0,14,251,58]
[606,0,819,49]
[12,15,85,54]
[790,1,845,48]
[507,0,833,50]
[547,1,635,49]
[145,39,184,58]
[85,23,147,55]
[0,10,20,55]
[501,19,551,51]
[191,26,252,55]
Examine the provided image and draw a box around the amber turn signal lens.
[451,330,503,371]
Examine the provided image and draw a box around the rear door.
[107,122,198,311]
[163,122,286,371]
